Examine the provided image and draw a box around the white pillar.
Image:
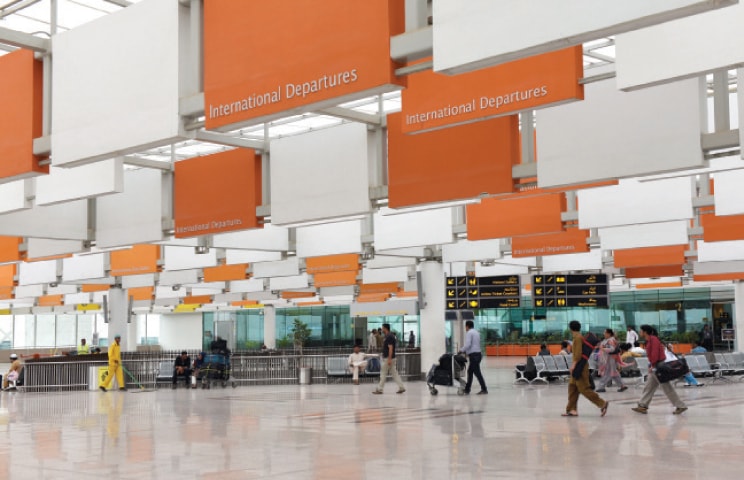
[108,287,134,352]
[733,282,744,352]
[264,305,277,349]
[419,261,446,375]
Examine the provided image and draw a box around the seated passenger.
[172,351,192,389]
[538,344,551,356]
[690,340,707,354]
[191,352,205,389]
[347,345,372,385]
[620,343,641,361]
[558,340,571,355]
[630,341,646,356]
[3,354,22,390]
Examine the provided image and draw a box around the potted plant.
[292,318,312,384]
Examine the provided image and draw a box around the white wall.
[158,313,202,350]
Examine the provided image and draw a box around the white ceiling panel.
[269,274,309,291]
[62,254,107,282]
[432,0,734,73]
[698,240,744,262]
[374,207,454,251]
[578,178,694,229]
[541,250,603,273]
[271,123,371,225]
[212,225,289,251]
[163,246,218,271]
[36,159,124,205]
[252,257,300,278]
[598,221,689,250]
[362,267,410,284]
[442,239,502,263]
[18,260,58,286]
[538,77,704,187]
[713,168,744,216]
[225,250,283,265]
[296,220,362,258]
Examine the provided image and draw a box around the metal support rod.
[50,0,57,35]
[713,70,731,132]
[520,110,535,165]
[42,54,51,136]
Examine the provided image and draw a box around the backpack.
[584,332,600,348]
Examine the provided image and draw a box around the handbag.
[655,358,690,384]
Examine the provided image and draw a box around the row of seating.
[514,355,651,386]
[327,356,381,383]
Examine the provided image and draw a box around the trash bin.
[88,365,100,391]
[299,367,312,385]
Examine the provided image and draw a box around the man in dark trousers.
[459,320,488,395]
[372,323,406,394]
[632,325,688,415]
[172,351,192,389]
[563,320,608,417]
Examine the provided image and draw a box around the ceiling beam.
[0,25,50,52]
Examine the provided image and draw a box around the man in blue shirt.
[690,341,707,354]
[459,320,488,395]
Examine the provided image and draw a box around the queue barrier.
[19,350,422,393]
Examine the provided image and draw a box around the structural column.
[263,305,277,349]
[419,261,446,375]
[107,287,133,352]
[733,282,744,352]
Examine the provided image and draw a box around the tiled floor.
[1,357,743,479]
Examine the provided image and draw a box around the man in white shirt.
[458,320,488,395]
[348,345,372,385]
[626,326,639,347]
[368,330,377,353]
[630,342,646,356]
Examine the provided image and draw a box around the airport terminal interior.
[3,0,744,478]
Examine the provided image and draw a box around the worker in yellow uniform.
[77,338,89,355]
[99,334,125,392]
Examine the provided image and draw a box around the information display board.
[445,275,521,309]
[532,274,608,308]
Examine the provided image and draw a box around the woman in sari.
[595,328,628,393]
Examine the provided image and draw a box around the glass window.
[0,315,11,349]
[13,315,34,348]
[96,314,109,347]
[56,314,76,348]
[77,315,95,347]
[36,314,56,348]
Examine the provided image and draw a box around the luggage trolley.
[200,353,237,389]
[426,353,468,395]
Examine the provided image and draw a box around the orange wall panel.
[625,265,684,279]
[511,229,589,258]
[401,47,583,133]
[110,245,160,277]
[387,112,518,208]
[359,282,400,294]
[305,254,359,274]
[613,245,687,268]
[204,0,405,129]
[174,149,262,238]
[128,287,154,302]
[281,291,315,300]
[0,50,47,180]
[203,264,247,283]
[467,193,566,240]
[0,286,12,300]
[357,293,391,303]
[183,295,211,305]
[38,295,62,307]
[700,213,744,242]
[0,237,22,263]
[635,281,682,289]
[313,271,358,288]
[82,284,110,293]
[0,264,16,286]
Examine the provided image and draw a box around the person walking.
[459,320,488,395]
[563,320,608,417]
[408,330,415,348]
[594,329,628,393]
[372,323,405,394]
[626,326,639,347]
[100,334,125,392]
[368,330,377,353]
[375,329,383,351]
[700,324,714,352]
[632,325,688,415]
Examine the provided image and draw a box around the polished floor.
[1,357,743,479]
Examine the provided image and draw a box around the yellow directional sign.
[535,299,544,307]
[469,289,478,296]
[557,298,566,306]
[556,276,566,283]
[469,300,479,308]
[468,277,477,286]
[534,276,543,284]
[447,301,456,309]
[76,303,101,312]
[535,288,543,295]
[447,278,455,285]
[457,277,466,285]
[447,289,456,297]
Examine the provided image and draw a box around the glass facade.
[0,313,159,349]
[476,287,735,345]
